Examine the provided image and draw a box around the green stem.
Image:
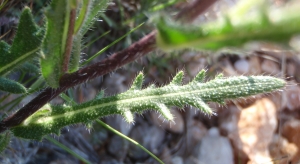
[96,119,164,164]
[63,5,77,73]
[82,30,111,49]
[60,93,77,105]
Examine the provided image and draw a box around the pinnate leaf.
[0,7,43,75]
[11,70,285,140]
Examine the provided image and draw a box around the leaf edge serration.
[11,70,286,140]
[0,7,44,76]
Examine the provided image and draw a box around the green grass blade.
[96,119,164,164]
[82,30,111,49]
[81,22,144,66]
[60,93,77,106]
[45,136,92,164]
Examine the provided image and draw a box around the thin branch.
[0,31,156,132]
[0,0,218,133]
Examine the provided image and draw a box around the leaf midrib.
[32,81,274,124]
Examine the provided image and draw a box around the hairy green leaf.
[11,70,285,140]
[68,35,81,73]
[41,0,71,88]
[0,7,43,75]
[18,62,40,75]
[69,0,110,72]
[78,0,110,35]
[0,77,26,94]
[156,5,300,51]
[74,0,90,34]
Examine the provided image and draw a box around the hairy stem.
[0,0,217,133]
[11,71,285,140]
[0,32,155,133]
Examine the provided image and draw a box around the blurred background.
[1,0,300,163]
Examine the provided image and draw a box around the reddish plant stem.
[0,31,156,132]
[63,7,76,73]
[0,0,217,133]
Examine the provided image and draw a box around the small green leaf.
[0,77,26,94]
[41,0,71,88]
[0,7,43,76]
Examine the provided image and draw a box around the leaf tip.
[0,77,27,94]
[122,109,134,123]
[155,103,173,121]
[130,72,144,90]
[170,71,184,85]
[192,69,206,83]
[215,73,224,79]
